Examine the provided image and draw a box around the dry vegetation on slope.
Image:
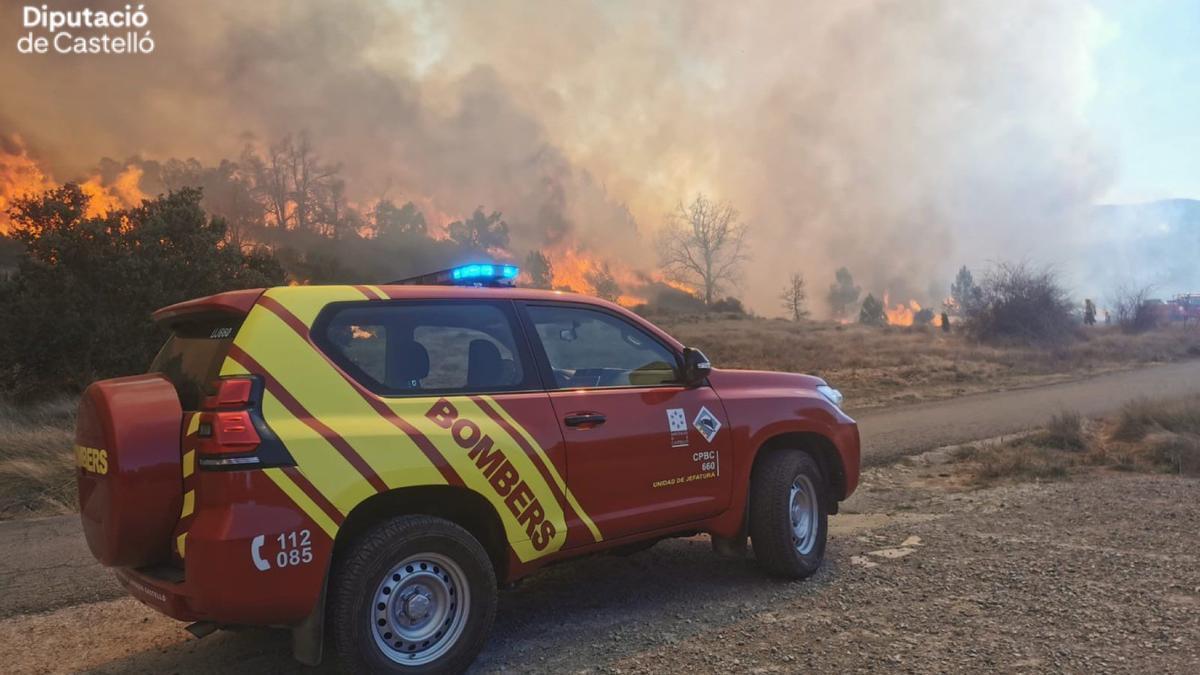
[659,316,1200,409]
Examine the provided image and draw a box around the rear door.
[519,302,733,541]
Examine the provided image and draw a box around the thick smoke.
[1,0,1118,312]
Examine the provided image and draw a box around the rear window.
[314,301,532,396]
[150,318,242,410]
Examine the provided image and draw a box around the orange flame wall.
[0,134,145,235]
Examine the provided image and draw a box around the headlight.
[816,384,843,408]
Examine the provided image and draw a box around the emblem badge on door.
[666,407,688,447]
[692,406,721,443]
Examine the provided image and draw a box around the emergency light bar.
[392,263,520,287]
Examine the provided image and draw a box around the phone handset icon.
[251,534,271,571]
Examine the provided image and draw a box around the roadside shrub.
[1030,410,1087,451]
[976,445,1070,482]
[961,262,1075,345]
[1149,435,1200,475]
[709,296,746,314]
[0,185,285,399]
[1112,394,1200,441]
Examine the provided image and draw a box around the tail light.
[197,377,261,459]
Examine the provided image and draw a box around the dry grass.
[656,316,1200,409]
[959,395,1200,483]
[0,397,77,519]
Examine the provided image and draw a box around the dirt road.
[2,362,1199,672]
[852,359,1200,465]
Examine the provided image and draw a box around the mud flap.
[291,564,330,666]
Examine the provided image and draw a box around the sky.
[1088,0,1200,203]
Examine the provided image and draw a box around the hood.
[706,368,826,391]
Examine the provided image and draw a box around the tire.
[749,450,829,578]
[331,515,497,674]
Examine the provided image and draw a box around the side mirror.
[680,347,712,387]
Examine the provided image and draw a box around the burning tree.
[586,264,621,302]
[448,208,510,253]
[525,250,554,289]
[242,132,341,233]
[827,267,861,319]
[780,273,810,321]
[656,194,749,306]
[859,294,886,326]
[373,199,427,239]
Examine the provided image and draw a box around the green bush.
[0,184,284,399]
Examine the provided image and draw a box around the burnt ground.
[1,458,1196,674]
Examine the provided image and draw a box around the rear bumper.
[116,470,333,626]
[116,567,200,622]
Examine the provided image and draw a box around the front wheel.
[749,450,829,578]
[331,515,497,673]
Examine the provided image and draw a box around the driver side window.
[526,305,678,388]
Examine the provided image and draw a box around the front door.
[521,302,733,542]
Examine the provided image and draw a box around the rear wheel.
[749,450,828,578]
[331,515,497,673]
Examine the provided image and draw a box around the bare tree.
[780,272,809,320]
[657,194,749,306]
[243,132,340,233]
[285,132,340,234]
[1110,283,1158,333]
[243,142,291,229]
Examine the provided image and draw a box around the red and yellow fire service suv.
[75,263,860,673]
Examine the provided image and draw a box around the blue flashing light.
[445,263,521,285]
[393,263,522,286]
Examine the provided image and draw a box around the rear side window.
[315,301,532,396]
[526,305,679,388]
[150,318,242,411]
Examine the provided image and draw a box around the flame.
[0,134,55,234]
[883,292,924,326]
[539,242,690,307]
[80,165,146,219]
[0,134,146,233]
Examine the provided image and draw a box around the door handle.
[564,412,606,428]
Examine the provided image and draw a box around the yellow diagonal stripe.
[262,468,338,539]
[176,533,187,558]
[181,450,195,478]
[180,490,195,518]
[481,395,602,543]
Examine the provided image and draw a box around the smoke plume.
[1,0,1118,312]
